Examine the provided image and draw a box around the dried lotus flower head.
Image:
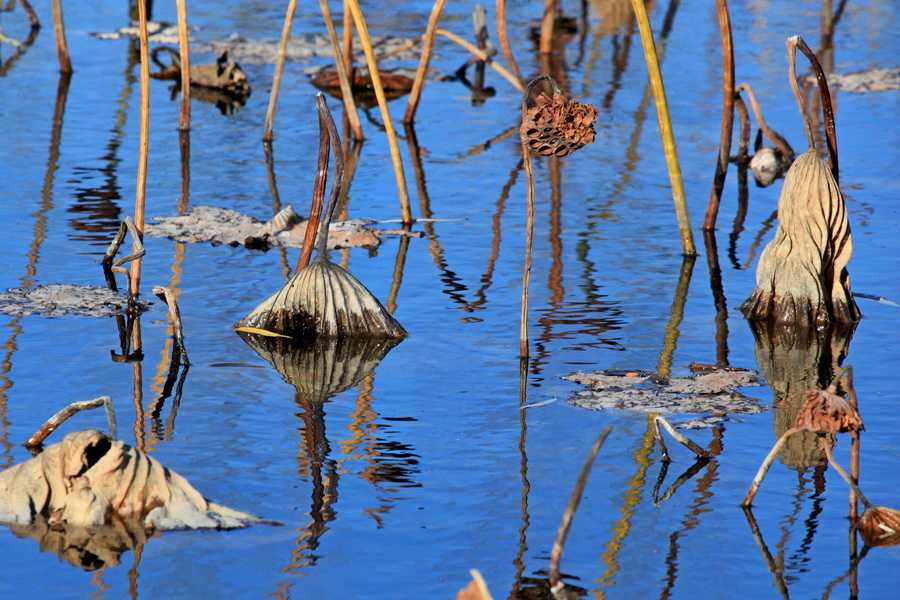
[520,76,597,158]
[795,388,863,434]
[859,506,900,547]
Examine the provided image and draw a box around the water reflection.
[67,44,139,249]
[238,334,415,566]
[0,3,39,77]
[750,321,854,468]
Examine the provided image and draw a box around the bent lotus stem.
[298,100,332,270]
[346,0,413,224]
[789,35,839,182]
[549,426,612,591]
[736,83,795,162]
[435,29,524,92]
[822,439,872,509]
[496,0,524,84]
[653,415,710,462]
[628,0,695,256]
[742,426,801,506]
[403,0,448,124]
[263,0,298,142]
[24,397,116,449]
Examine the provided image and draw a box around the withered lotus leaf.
[859,506,900,547]
[0,430,263,530]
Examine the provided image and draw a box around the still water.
[1,0,898,597]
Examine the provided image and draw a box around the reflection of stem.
[702,0,734,231]
[742,209,777,270]
[264,142,292,279]
[403,0,448,124]
[386,235,410,314]
[0,71,71,468]
[703,230,729,367]
[131,320,145,453]
[511,359,531,595]
[594,422,655,598]
[742,507,790,600]
[656,256,695,379]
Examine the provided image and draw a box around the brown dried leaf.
[859,506,900,547]
[795,388,863,434]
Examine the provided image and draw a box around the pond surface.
[2,0,899,597]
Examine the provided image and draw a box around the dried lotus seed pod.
[520,76,598,158]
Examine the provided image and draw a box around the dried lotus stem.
[263,0,298,142]
[789,35,839,183]
[403,0,448,124]
[153,286,190,366]
[346,0,413,223]
[51,0,72,74]
[496,0,524,84]
[24,396,116,449]
[176,0,192,131]
[736,83,795,162]
[742,426,802,506]
[629,0,695,256]
[653,415,710,462]
[131,0,151,300]
[539,0,556,56]
[702,0,735,231]
[519,135,534,359]
[298,100,332,270]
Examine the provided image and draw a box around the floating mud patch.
[564,368,765,427]
[809,67,900,93]
[145,205,417,250]
[0,284,146,318]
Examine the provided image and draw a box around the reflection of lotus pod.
[521,77,597,158]
[859,506,900,547]
[743,150,860,328]
[795,388,862,434]
[237,257,407,339]
[238,333,400,402]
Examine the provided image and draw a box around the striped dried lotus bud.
[742,150,861,328]
[520,76,597,158]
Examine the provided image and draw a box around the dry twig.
[24,396,116,449]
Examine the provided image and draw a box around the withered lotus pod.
[859,506,900,547]
[742,150,860,328]
[237,95,406,340]
[795,388,863,434]
[520,76,597,158]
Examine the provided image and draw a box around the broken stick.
[653,415,710,462]
[153,286,190,366]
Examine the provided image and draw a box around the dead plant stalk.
[263,0,298,142]
[495,0,524,84]
[24,397,116,449]
[519,140,534,359]
[130,0,151,299]
[549,426,613,591]
[346,0,412,223]
[628,0,695,256]
[403,0,448,124]
[318,0,363,140]
[176,0,192,131]
[702,0,735,231]
[51,0,71,73]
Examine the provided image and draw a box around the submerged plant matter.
[237,95,406,339]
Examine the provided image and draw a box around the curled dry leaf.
[0,430,265,531]
[742,150,860,328]
[859,506,900,547]
[795,388,863,434]
[521,76,597,158]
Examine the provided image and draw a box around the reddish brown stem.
[794,35,839,183]
[703,0,735,231]
[298,106,331,270]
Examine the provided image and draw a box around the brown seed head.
[521,76,597,158]
[795,388,863,434]
[859,506,900,547]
